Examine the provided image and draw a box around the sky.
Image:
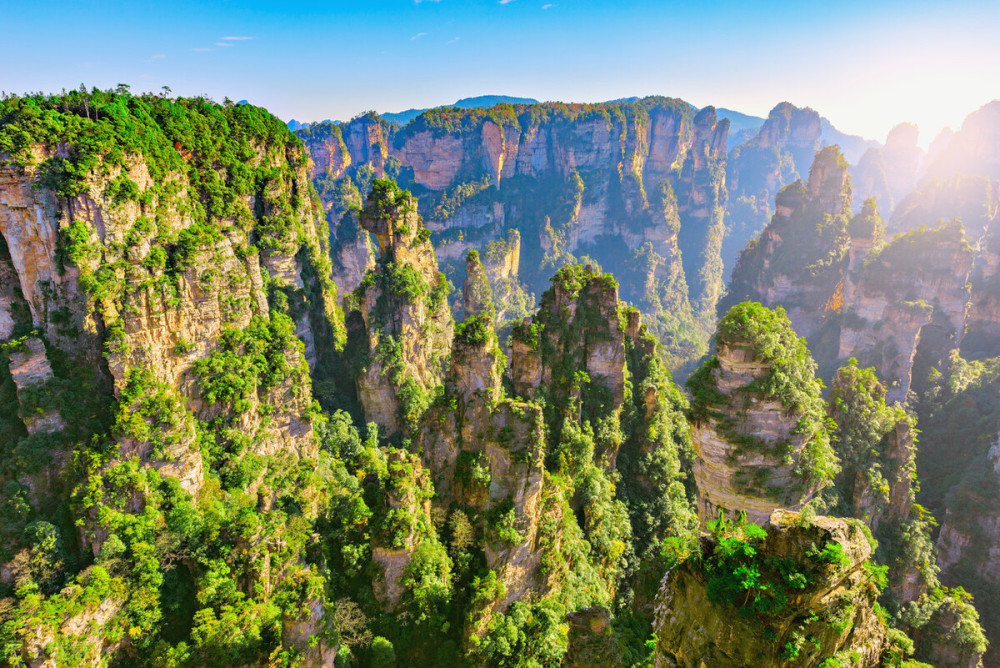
[2,0,998,147]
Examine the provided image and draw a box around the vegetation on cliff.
[688,301,839,501]
[2,86,997,668]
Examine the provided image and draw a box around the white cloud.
[499,0,516,4]
[542,3,554,8]
[414,0,441,3]
[411,32,427,40]
[447,36,460,43]
[193,47,212,52]
[215,42,233,47]
[150,53,166,60]
[221,36,253,41]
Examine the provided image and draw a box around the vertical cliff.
[841,221,973,402]
[686,302,838,525]
[351,179,453,436]
[299,98,727,367]
[0,90,342,666]
[722,102,826,276]
[851,123,924,215]
[722,145,852,364]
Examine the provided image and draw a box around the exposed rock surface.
[0,94,344,666]
[851,123,924,215]
[510,265,626,410]
[725,146,977,398]
[372,449,435,610]
[414,259,547,606]
[841,221,972,401]
[937,438,1000,580]
[563,607,622,668]
[689,336,831,525]
[653,510,891,667]
[13,574,125,668]
[7,337,66,435]
[353,182,453,435]
[723,145,852,350]
[299,98,728,366]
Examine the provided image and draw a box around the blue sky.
[2,0,998,145]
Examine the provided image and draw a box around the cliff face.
[936,437,1000,582]
[687,302,836,525]
[851,123,924,215]
[840,221,972,402]
[0,91,342,667]
[722,103,826,277]
[826,361,932,605]
[300,98,727,366]
[352,181,453,436]
[727,102,823,201]
[654,510,893,668]
[924,101,1000,181]
[722,145,851,355]
[725,145,977,398]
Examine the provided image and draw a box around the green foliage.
[400,539,453,628]
[193,313,306,415]
[364,178,413,218]
[468,598,569,667]
[847,197,885,240]
[454,313,494,347]
[687,302,838,495]
[863,220,970,282]
[370,636,397,668]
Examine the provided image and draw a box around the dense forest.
[0,89,998,667]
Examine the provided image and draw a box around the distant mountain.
[381,95,540,126]
[819,116,878,164]
[716,108,766,150]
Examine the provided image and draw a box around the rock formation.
[352,179,453,436]
[723,145,852,352]
[299,98,728,366]
[840,221,972,402]
[0,91,342,667]
[687,302,837,525]
[851,123,924,215]
[654,510,894,667]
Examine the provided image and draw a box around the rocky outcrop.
[7,337,66,435]
[416,263,546,606]
[0,159,95,355]
[925,101,1000,181]
[675,107,729,324]
[0,94,348,666]
[727,102,823,202]
[353,181,453,435]
[372,449,435,610]
[688,302,836,525]
[563,607,622,668]
[841,221,972,401]
[329,223,375,298]
[722,145,851,353]
[653,510,892,667]
[725,146,979,399]
[509,265,626,412]
[13,573,126,668]
[299,98,726,367]
[282,597,339,668]
[937,438,1000,580]
[851,123,924,215]
[461,250,493,320]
